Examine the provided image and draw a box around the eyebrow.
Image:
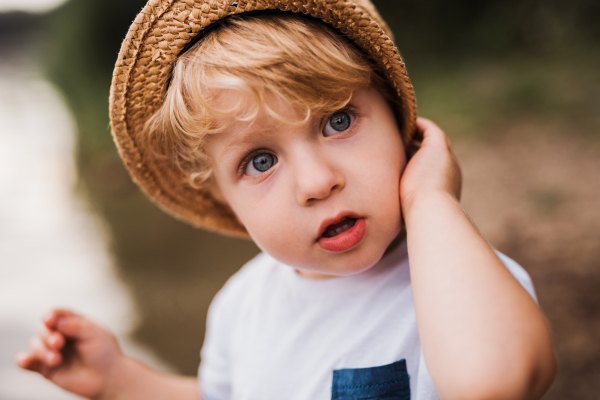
[216,110,322,162]
[218,138,246,162]
[217,125,273,162]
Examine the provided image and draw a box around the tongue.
[323,217,356,238]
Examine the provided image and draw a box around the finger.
[38,323,65,350]
[43,309,76,330]
[16,352,33,369]
[415,117,448,149]
[415,117,440,131]
[55,314,104,341]
[43,309,98,340]
[30,336,62,367]
[16,353,48,375]
[29,336,62,368]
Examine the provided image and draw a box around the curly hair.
[142,12,396,189]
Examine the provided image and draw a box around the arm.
[400,119,556,400]
[95,357,199,400]
[16,309,199,400]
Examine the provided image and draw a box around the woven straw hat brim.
[109,0,416,237]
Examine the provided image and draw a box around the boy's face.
[206,87,406,278]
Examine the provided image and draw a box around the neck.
[296,229,407,280]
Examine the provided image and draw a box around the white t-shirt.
[199,240,536,400]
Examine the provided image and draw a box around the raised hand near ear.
[400,118,462,212]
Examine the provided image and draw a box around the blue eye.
[246,153,277,176]
[323,111,354,137]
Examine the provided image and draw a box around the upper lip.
[316,211,361,241]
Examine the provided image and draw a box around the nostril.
[296,166,344,205]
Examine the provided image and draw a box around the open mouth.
[322,217,357,238]
[317,215,366,253]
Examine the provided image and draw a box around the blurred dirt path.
[456,123,600,399]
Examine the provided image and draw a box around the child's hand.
[400,118,462,213]
[399,119,556,399]
[16,309,124,399]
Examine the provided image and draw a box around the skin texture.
[207,87,405,278]
[400,119,556,400]
[16,90,556,399]
[15,309,198,400]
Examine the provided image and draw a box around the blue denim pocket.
[331,359,410,400]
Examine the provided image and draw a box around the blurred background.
[0,0,598,398]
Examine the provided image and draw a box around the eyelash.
[236,105,361,180]
[238,149,276,180]
[322,105,360,138]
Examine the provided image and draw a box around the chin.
[261,219,402,277]
[323,240,392,276]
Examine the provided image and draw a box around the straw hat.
[109,0,416,237]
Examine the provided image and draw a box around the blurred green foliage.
[40,0,599,377]
[43,0,600,151]
[381,0,600,59]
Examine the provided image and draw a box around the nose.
[294,150,345,206]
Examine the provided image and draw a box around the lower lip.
[317,218,366,253]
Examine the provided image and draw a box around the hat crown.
[109,0,416,236]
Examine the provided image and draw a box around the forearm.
[97,356,199,400]
[403,190,556,400]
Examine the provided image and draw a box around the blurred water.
[0,0,67,13]
[0,55,168,399]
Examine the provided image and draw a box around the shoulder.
[494,250,537,302]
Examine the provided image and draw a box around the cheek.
[229,192,305,262]
[215,166,306,261]
[358,131,405,227]
[356,132,405,198]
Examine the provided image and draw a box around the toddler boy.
[17,1,556,399]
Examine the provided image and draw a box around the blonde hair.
[143,12,396,188]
